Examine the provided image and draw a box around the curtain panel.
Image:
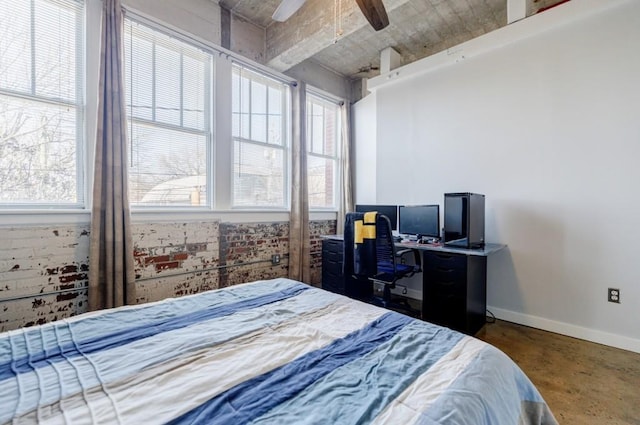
[288,82,311,283]
[88,0,136,310]
[337,102,354,235]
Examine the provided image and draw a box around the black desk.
[321,235,505,335]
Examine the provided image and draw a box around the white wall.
[353,92,378,204]
[355,0,640,352]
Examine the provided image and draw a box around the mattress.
[0,278,557,424]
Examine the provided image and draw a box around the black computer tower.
[444,193,485,249]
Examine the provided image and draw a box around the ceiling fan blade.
[355,0,389,31]
[272,0,307,22]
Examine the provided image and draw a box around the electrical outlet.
[608,288,620,303]
[271,254,281,265]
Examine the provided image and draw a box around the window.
[232,64,289,208]
[124,18,212,207]
[306,92,341,209]
[0,0,84,206]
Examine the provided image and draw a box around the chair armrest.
[395,248,422,272]
[395,248,413,257]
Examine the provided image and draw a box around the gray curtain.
[88,0,136,310]
[288,82,311,283]
[337,102,354,235]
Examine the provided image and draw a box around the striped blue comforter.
[1,278,557,424]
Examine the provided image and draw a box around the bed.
[1,278,557,424]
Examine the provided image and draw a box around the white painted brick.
[1,220,334,331]
[0,290,88,333]
[0,247,36,259]
[0,268,47,282]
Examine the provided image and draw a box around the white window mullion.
[248,71,252,141]
[179,52,184,128]
[75,0,86,208]
[30,0,36,96]
[151,41,156,122]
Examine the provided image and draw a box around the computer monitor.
[399,205,440,238]
[354,204,398,230]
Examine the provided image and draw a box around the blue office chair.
[344,211,421,315]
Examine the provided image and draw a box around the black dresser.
[421,251,487,335]
[321,238,346,295]
[321,237,372,300]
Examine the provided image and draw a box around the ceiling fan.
[272,0,389,31]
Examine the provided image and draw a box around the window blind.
[124,18,212,207]
[0,0,84,206]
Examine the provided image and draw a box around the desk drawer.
[322,266,344,294]
[423,293,466,331]
[424,265,466,283]
[322,238,345,295]
[423,251,467,270]
[425,277,466,298]
[323,257,343,276]
[322,279,345,295]
[322,238,343,252]
[322,248,343,264]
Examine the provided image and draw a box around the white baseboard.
[488,306,640,354]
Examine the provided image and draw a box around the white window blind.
[124,18,212,207]
[306,92,340,209]
[232,64,289,208]
[0,0,84,206]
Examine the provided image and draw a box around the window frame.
[0,2,311,224]
[306,89,342,211]
[123,14,215,210]
[0,0,86,210]
[230,63,291,210]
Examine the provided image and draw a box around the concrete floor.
[476,320,640,425]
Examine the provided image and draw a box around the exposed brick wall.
[132,222,221,304]
[0,219,337,332]
[309,220,336,285]
[0,225,90,332]
[219,221,289,288]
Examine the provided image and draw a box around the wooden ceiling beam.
[355,0,389,31]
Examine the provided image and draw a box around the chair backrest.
[374,214,397,274]
[344,211,397,280]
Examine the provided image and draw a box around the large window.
[306,92,340,209]
[0,0,84,206]
[232,64,289,208]
[124,18,212,207]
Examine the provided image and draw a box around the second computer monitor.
[399,205,440,238]
[354,204,398,230]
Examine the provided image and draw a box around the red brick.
[60,265,78,274]
[146,255,171,265]
[59,273,88,284]
[155,261,181,271]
